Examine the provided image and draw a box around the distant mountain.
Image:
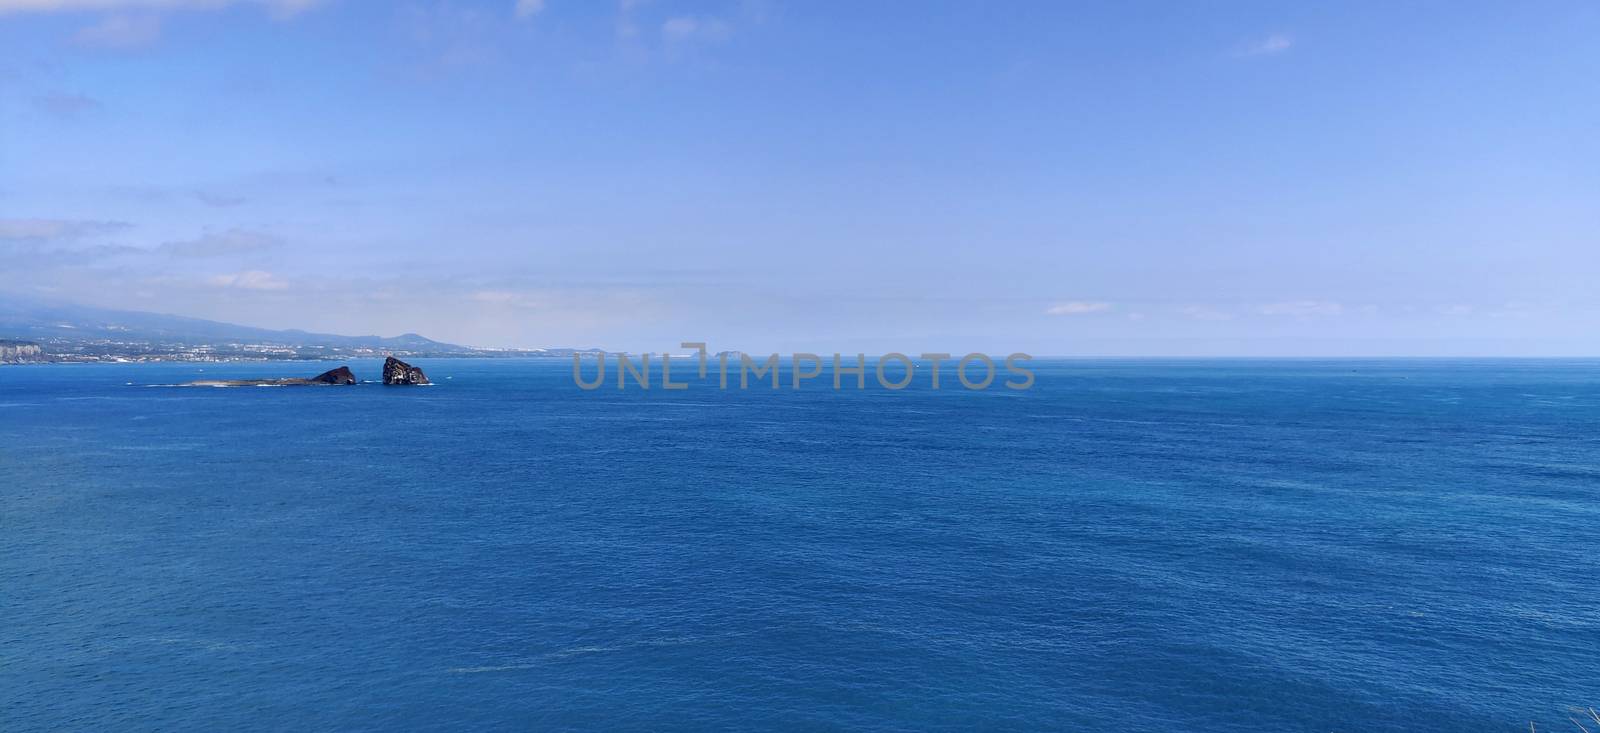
[0,293,475,356]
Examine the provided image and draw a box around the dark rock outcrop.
[382,356,429,385]
[182,364,360,387]
[309,366,357,384]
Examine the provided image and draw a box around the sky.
[1,0,1597,355]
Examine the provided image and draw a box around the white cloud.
[1046,301,1113,316]
[0,218,128,240]
[396,2,501,76]
[207,270,289,291]
[161,229,280,257]
[1488,302,1534,319]
[1239,32,1293,57]
[0,0,322,13]
[1180,305,1234,321]
[193,190,247,207]
[33,91,102,117]
[513,0,543,19]
[1258,300,1343,316]
[261,0,317,18]
[471,289,544,308]
[614,0,642,38]
[72,13,160,48]
[0,0,324,22]
[662,15,731,43]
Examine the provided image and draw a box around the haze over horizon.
[3,0,1596,356]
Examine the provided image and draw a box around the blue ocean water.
[2,358,1598,731]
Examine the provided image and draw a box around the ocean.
[2,358,1597,731]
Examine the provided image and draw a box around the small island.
[184,366,358,387]
[170,359,429,387]
[382,356,430,385]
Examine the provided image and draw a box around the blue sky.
[1,0,1596,354]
